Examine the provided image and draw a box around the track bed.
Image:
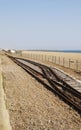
[7,55,81,114]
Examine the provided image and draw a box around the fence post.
[69,59,71,68]
[45,55,46,61]
[59,57,60,65]
[52,56,53,63]
[55,56,56,64]
[32,55,34,59]
[28,54,29,58]
[33,54,34,60]
[39,55,41,60]
[76,60,78,71]
[31,54,32,59]
[42,55,43,61]
[47,56,49,62]
[38,55,39,61]
[36,54,37,60]
[34,54,35,59]
[63,57,65,67]
[51,56,52,63]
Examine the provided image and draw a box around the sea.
[58,50,81,53]
[41,50,81,53]
[28,50,81,53]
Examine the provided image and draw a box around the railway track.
[6,54,81,114]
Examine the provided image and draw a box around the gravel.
[1,55,81,130]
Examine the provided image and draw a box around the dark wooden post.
[63,57,65,67]
[59,57,60,65]
[76,60,78,71]
[38,55,39,60]
[69,59,71,68]
[47,56,49,62]
[52,56,53,63]
[42,55,43,61]
[55,56,56,64]
[45,55,46,61]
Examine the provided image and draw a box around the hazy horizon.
[0,1,81,50]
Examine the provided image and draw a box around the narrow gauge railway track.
[52,68,81,92]
[7,55,81,114]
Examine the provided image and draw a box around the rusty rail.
[6,54,81,114]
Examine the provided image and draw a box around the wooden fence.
[22,53,81,72]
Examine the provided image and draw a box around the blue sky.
[0,0,81,50]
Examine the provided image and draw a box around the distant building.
[7,49,16,53]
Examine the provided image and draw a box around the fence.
[22,53,81,72]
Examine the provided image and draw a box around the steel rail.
[6,54,81,114]
[16,57,81,99]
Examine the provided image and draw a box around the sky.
[0,0,81,50]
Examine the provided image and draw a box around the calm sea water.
[43,50,81,53]
[29,50,81,53]
[59,50,81,53]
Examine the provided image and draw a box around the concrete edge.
[0,60,12,130]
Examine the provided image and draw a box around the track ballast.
[7,54,81,114]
